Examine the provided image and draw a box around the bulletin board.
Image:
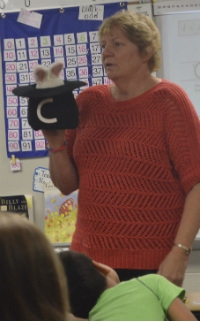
[0,2,127,159]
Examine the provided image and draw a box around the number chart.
[0,3,126,158]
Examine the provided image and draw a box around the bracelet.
[173,243,192,255]
[46,140,67,153]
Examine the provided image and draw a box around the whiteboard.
[155,12,200,244]
[155,13,200,117]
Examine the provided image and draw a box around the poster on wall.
[0,2,127,158]
[0,194,34,221]
[44,181,78,246]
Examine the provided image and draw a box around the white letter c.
[37,98,58,124]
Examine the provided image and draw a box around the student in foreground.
[59,251,197,321]
[0,211,70,321]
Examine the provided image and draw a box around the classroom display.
[0,2,126,158]
[13,61,86,130]
[0,194,34,221]
[44,182,78,245]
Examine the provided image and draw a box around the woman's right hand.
[42,129,66,149]
[42,128,79,195]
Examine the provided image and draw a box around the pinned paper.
[10,156,21,172]
[129,3,153,18]
[79,5,104,21]
[17,9,42,29]
[33,167,52,193]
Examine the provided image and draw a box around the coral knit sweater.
[66,79,200,269]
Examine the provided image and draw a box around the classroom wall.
[0,0,152,231]
[0,1,200,286]
[0,47,48,230]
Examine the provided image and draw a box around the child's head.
[0,212,70,320]
[59,250,120,319]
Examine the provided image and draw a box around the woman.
[42,10,200,286]
[0,212,70,320]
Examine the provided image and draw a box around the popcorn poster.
[44,182,78,245]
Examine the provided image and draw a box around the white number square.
[28,37,38,48]
[54,35,64,46]
[64,33,75,45]
[15,38,26,49]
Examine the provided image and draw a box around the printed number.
[91,54,102,65]
[28,37,38,48]
[15,38,26,49]
[20,97,28,107]
[4,39,15,50]
[20,106,28,117]
[35,140,45,150]
[92,66,103,77]
[54,35,64,46]
[17,61,28,72]
[6,62,16,72]
[89,31,99,42]
[29,60,38,71]
[41,59,52,67]
[7,96,18,106]
[6,85,16,96]
[104,77,113,85]
[8,118,19,129]
[67,57,77,67]
[78,55,87,66]
[53,46,64,57]
[77,32,88,43]
[8,141,20,152]
[7,107,18,118]
[77,44,87,55]
[78,67,88,78]
[5,73,17,84]
[92,77,102,86]
[64,33,75,45]
[19,73,29,83]
[90,43,101,54]
[29,72,35,83]
[17,50,27,61]
[4,50,16,61]
[65,45,76,56]
[29,49,39,60]
[40,36,51,47]
[21,118,31,129]
[8,130,19,140]
[40,48,51,58]
[34,130,44,139]
[21,141,32,151]
[22,129,33,140]
[66,68,77,80]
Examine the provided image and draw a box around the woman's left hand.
[157,246,190,286]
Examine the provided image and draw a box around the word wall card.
[0,3,126,158]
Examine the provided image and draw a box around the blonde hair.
[0,212,70,320]
[99,10,161,72]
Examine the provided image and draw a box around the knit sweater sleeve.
[162,82,200,195]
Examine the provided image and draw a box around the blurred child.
[59,250,197,321]
[0,212,70,320]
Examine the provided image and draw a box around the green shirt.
[89,274,185,321]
